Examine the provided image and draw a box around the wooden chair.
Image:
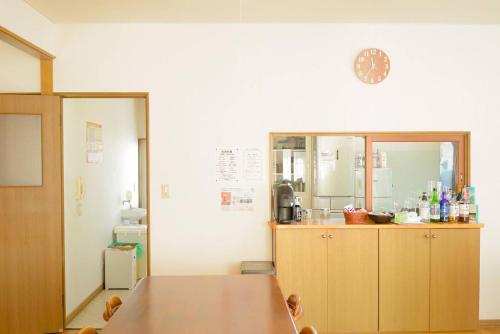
[102,295,123,321]
[79,327,97,334]
[286,294,304,321]
[299,326,317,334]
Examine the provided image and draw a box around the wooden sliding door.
[0,95,63,333]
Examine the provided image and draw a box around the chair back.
[287,294,304,321]
[103,295,123,321]
[79,326,97,334]
[299,326,318,334]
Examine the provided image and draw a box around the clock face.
[354,48,390,84]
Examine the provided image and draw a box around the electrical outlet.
[161,184,170,199]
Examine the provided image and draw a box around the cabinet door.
[327,229,378,333]
[275,229,328,332]
[379,229,431,332]
[430,229,480,331]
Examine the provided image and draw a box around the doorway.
[61,96,149,330]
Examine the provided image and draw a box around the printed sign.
[243,148,262,181]
[86,122,103,164]
[220,187,255,211]
[216,148,240,182]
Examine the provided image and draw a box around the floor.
[66,289,131,330]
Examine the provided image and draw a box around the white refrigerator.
[312,136,355,216]
[355,168,394,212]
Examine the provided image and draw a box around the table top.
[270,219,484,229]
[101,275,298,334]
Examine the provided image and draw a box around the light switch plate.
[161,184,170,199]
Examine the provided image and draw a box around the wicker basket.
[344,211,369,224]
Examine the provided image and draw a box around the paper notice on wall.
[216,148,240,182]
[220,187,255,211]
[86,122,103,164]
[243,148,262,181]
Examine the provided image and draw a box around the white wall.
[0,0,53,92]
[0,41,40,92]
[63,98,145,314]
[0,0,56,53]
[53,24,500,318]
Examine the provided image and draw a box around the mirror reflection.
[371,142,458,212]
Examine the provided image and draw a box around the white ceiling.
[24,0,500,24]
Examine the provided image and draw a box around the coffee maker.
[274,180,295,224]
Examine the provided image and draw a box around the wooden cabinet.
[430,229,480,331]
[273,225,481,334]
[275,229,328,332]
[275,228,378,333]
[327,229,378,333]
[379,229,431,332]
[379,228,480,332]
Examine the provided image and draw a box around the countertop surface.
[270,219,484,229]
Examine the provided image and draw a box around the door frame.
[55,92,151,327]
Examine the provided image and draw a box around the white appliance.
[313,136,356,216]
[114,224,147,279]
[355,167,394,212]
[105,247,137,290]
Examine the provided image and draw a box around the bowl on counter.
[368,212,394,224]
[344,210,369,224]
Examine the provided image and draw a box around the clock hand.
[371,57,375,69]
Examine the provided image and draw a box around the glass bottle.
[439,189,450,222]
[430,188,441,223]
[448,189,459,223]
[419,192,430,223]
[459,202,470,223]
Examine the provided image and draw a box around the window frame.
[269,132,470,216]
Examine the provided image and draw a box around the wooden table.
[101,275,298,334]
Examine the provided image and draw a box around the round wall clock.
[354,48,390,84]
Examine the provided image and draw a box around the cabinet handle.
[328,234,334,238]
[431,234,438,238]
[321,234,327,238]
[425,234,430,238]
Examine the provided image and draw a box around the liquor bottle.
[418,192,430,223]
[459,202,470,223]
[440,189,450,222]
[456,184,463,202]
[448,190,459,223]
[430,188,441,223]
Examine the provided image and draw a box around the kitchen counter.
[272,218,482,332]
[269,219,484,229]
